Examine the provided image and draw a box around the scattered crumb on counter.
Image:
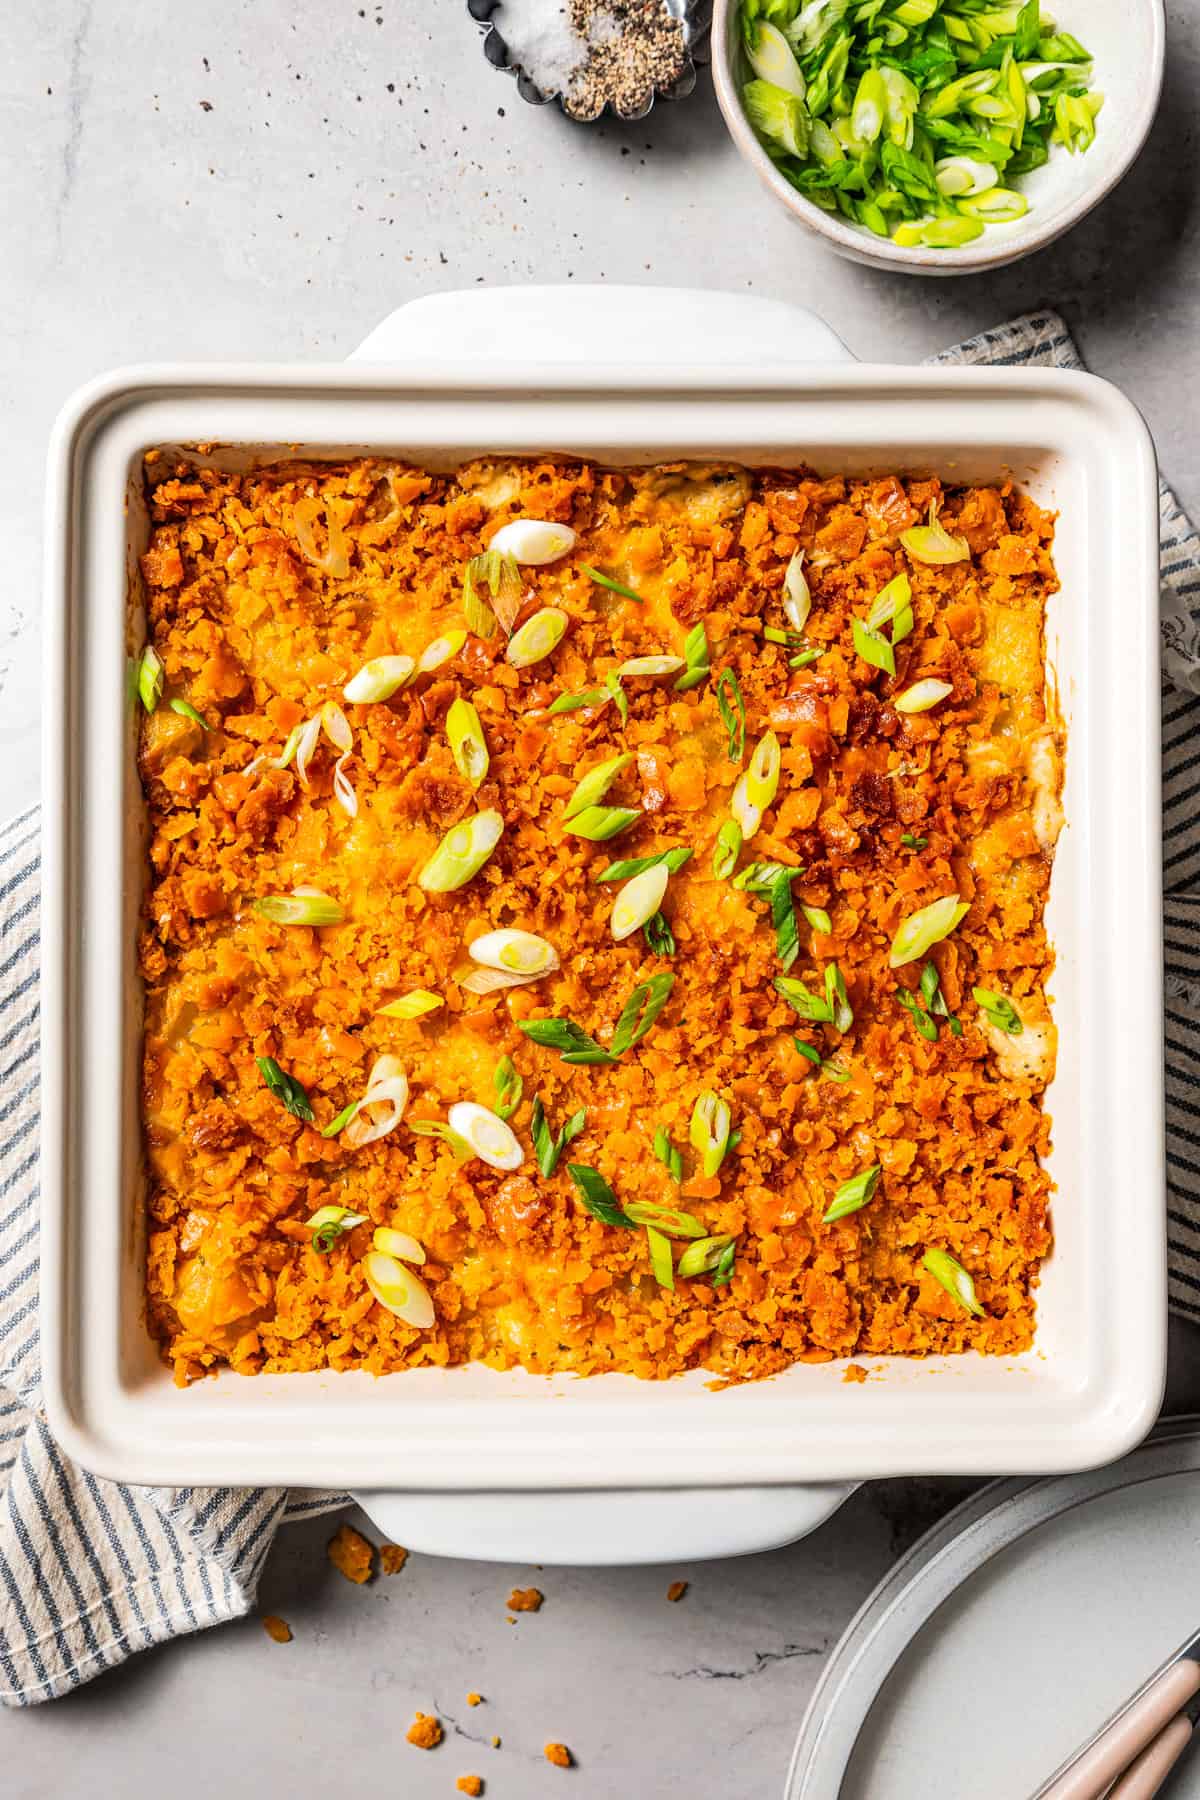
[380,1543,409,1575]
[666,1580,688,1603]
[490,1736,501,1749]
[456,1779,483,1797]
[407,1712,444,1750]
[261,1614,292,1642]
[327,1523,374,1585]
[843,1362,869,1384]
[544,1742,573,1768]
[508,1586,544,1612]
[466,1692,484,1706]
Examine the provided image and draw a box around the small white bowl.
[711,0,1165,275]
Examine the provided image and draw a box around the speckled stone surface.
[5,2,1200,1793]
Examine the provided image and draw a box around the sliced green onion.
[895,678,954,714]
[822,1163,880,1224]
[783,550,812,634]
[851,66,887,142]
[890,894,968,968]
[674,622,711,692]
[529,1095,586,1174]
[363,1250,435,1328]
[492,1054,523,1121]
[343,654,414,704]
[646,1225,675,1290]
[564,805,641,843]
[689,1090,732,1178]
[447,1100,524,1171]
[417,810,504,893]
[677,1235,736,1279]
[935,155,998,196]
[256,1055,315,1122]
[653,1125,683,1183]
[916,216,985,249]
[897,985,938,1042]
[518,1017,616,1067]
[973,986,1023,1034]
[377,989,443,1020]
[958,186,1029,222]
[625,1200,707,1240]
[137,645,164,713]
[801,903,832,935]
[320,1099,362,1138]
[711,1240,736,1288]
[713,819,743,881]
[731,731,781,841]
[715,668,746,762]
[923,1247,985,1317]
[597,846,692,883]
[408,1117,474,1159]
[775,974,834,1024]
[446,696,489,788]
[744,77,809,157]
[852,617,896,678]
[580,564,644,603]
[616,654,684,680]
[463,549,522,637]
[610,972,675,1056]
[901,831,928,849]
[764,626,804,647]
[745,19,806,98]
[373,1225,426,1265]
[611,863,670,942]
[605,668,629,725]
[547,686,608,715]
[307,1204,368,1252]
[922,960,962,1037]
[564,752,633,821]
[507,606,568,669]
[253,890,344,927]
[865,572,913,641]
[169,698,209,729]
[469,928,559,977]
[341,1054,410,1148]
[567,1163,636,1229]
[825,962,853,1034]
[488,519,576,565]
[901,504,971,566]
[1054,90,1102,154]
[417,629,467,674]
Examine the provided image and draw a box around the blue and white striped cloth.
[2,310,1199,1705]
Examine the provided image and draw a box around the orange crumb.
[456,1780,483,1797]
[261,1614,292,1642]
[666,1581,688,1603]
[843,1362,869,1384]
[466,1692,483,1706]
[544,1743,573,1768]
[490,1736,501,1749]
[406,1712,443,1751]
[508,1586,543,1612]
[327,1523,374,1585]
[380,1543,409,1575]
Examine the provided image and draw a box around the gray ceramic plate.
[788,1420,1200,1799]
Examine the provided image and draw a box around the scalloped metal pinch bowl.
[469,0,707,121]
[711,0,1164,275]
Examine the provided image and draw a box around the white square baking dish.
[40,293,1166,1493]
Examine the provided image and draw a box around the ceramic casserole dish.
[40,288,1165,1516]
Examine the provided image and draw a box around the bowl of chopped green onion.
[712,0,1164,273]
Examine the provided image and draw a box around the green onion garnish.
[319,1099,362,1138]
[598,847,692,883]
[677,1235,736,1280]
[493,1055,523,1121]
[900,832,928,850]
[519,1017,616,1067]
[674,621,711,692]
[408,1118,475,1160]
[794,1039,849,1083]
[731,731,781,841]
[253,891,345,926]
[790,649,822,670]
[625,1200,707,1239]
[377,990,443,1020]
[822,1164,880,1224]
[890,894,968,968]
[446,696,489,789]
[137,645,164,713]
[923,1247,985,1318]
[256,1055,315,1122]
[507,607,568,670]
[901,504,970,567]
[547,687,608,715]
[567,1163,636,1228]
[530,1095,586,1175]
[897,985,938,1042]
[306,1204,368,1253]
[610,972,675,1056]
[895,678,954,715]
[851,617,896,678]
[973,987,1023,1035]
[764,626,804,647]
[565,805,641,843]
[801,903,832,936]
[564,752,633,821]
[782,549,811,634]
[689,1090,733,1178]
[580,564,644,603]
[417,810,504,893]
[711,1240,737,1288]
[825,962,853,1034]
[643,911,675,958]
[922,960,962,1037]
[865,572,914,644]
[646,1225,675,1289]
[735,862,802,971]
[775,973,834,1024]
[653,1125,683,1183]
[715,668,746,762]
[169,698,209,730]
[712,819,743,881]
[463,549,521,637]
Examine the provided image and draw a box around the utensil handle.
[1107,1713,1194,1800]
[1037,1660,1200,1800]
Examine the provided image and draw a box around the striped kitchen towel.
[1,308,1198,1705]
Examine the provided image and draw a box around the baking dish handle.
[349,284,856,368]
[352,1481,859,1566]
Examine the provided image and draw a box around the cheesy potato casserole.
[137,453,1062,1385]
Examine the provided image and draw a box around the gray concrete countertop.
[5,2,1200,1793]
